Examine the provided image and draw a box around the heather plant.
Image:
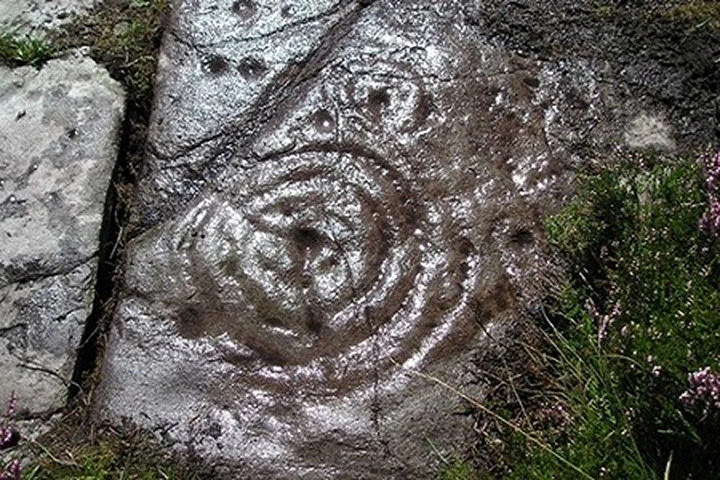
[539,152,720,478]
[461,151,720,479]
[700,151,720,236]
[679,367,720,418]
[0,393,20,480]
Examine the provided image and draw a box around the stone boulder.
[0,53,124,416]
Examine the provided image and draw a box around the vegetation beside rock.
[446,150,720,479]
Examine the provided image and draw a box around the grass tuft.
[0,32,54,66]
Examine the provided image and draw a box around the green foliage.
[504,153,720,479]
[0,32,54,66]
[438,459,478,480]
[659,1,720,32]
[25,441,191,480]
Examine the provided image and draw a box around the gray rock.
[0,54,124,416]
[0,0,98,35]
[97,1,631,477]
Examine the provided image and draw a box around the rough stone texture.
[470,0,719,149]
[0,0,98,35]
[96,1,671,478]
[0,54,124,416]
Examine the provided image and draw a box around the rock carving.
[97,1,611,477]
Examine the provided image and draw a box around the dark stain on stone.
[473,277,515,325]
[455,236,476,280]
[367,88,390,118]
[177,304,207,338]
[305,306,322,336]
[293,227,322,250]
[205,422,222,439]
[205,56,230,75]
[231,0,257,20]
[414,92,433,126]
[265,316,283,328]
[237,57,267,81]
[569,89,589,111]
[281,4,294,17]
[523,76,540,88]
[401,91,433,132]
[14,163,39,190]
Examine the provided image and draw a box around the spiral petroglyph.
[122,39,485,394]
[127,148,480,393]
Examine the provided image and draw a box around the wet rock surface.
[0,0,98,34]
[0,54,124,416]
[95,0,701,478]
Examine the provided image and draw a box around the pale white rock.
[0,0,98,35]
[0,53,124,415]
[624,112,676,152]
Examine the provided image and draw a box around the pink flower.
[700,151,720,236]
[679,367,720,417]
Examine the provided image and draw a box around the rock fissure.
[0,255,97,289]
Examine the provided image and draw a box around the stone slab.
[0,0,98,35]
[0,53,124,416]
[96,1,646,478]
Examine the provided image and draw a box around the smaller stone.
[0,0,101,35]
[624,113,676,152]
[0,52,124,416]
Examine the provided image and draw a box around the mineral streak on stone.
[98,1,616,477]
[0,54,125,415]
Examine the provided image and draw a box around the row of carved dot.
[205,55,267,80]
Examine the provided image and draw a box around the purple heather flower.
[701,151,720,236]
[0,460,20,480]
[700,201,720,235]
[5,395,16,421]
[704,151,720,192]
[0,393,17,451]
[679,367,720,417]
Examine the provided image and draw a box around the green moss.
[23,416,207,480]
[438,459,479,480]
[26,442,187,479]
